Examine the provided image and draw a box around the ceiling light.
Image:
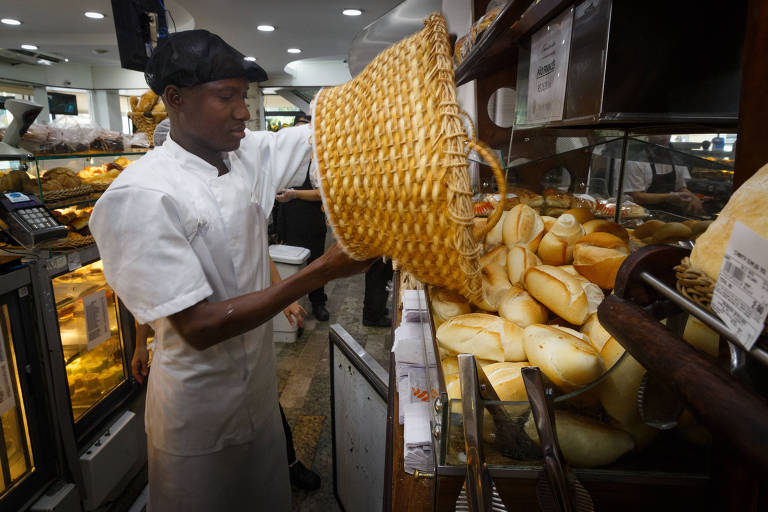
[244,56,257,61]
[257,25,275,32]
[21,44,38,51]
[64,58,69,62]
[84,11,105,19]
[1,18,22,26]
[342,9,363,16]
[37,59,52,66]
[287,48,301,54]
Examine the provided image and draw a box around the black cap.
[145,30,268,95]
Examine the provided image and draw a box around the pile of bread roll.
[431,203,716,467]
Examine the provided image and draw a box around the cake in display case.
[52,260,128,421]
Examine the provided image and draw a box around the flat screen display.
[48,92,78,115]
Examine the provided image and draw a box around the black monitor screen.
[111,0,169,72]
[48,92,78,115]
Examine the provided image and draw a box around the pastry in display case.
[0,305,33,496]
[52,260,128,421]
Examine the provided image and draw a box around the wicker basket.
[39,234,95,250]
[128,111,167,145]
[311,14,505,302]
[42,184,94,205]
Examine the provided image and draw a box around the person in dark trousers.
[275,115,330,321]
[363,258,393,327]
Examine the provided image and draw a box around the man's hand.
[276,189,296,202]
[131,345,149,384]
[320,243,377,280]
[284,302,306,327]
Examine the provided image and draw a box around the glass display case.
[52,260,128,422]
[0,268,58,511]
[473,128,736,225]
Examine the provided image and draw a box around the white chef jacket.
[89,124,312,457]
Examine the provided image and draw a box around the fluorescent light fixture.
[37,59,52,66]
[21,44,38,51]
[257,25,275,32]
[1,18,21,26]
[287,48,301,54]
[84,11,105,19]
[244,56,257,61]
[342,9,363,16]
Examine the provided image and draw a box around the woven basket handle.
[467,140,507,241]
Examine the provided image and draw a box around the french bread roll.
[524,410,635,467]
[572,233,630,289]
[562,207,593,224]
[483,362,530,401]
[682,316,719,357]
[538,214,584,265]
[541,215,557,233]
[522,324,605,391]
[582,219,629,243]
[570,273,604,315]
[479,246,508,269]
[446,374,461,399]
[441,356,495,376]
[476,263,512,311]
[436,313,526,362]
[430,287,472,327]
[691,163,768,280]
[506,246,541,285]
[651,222,692,244]
[580,313,612,352]
[632,219,665,240]
[524,265,590,325]
[544,207,569,217]
[502,204,545,252]
[484,210,508,251]
[498,286,548,328]
[598,338,646,427]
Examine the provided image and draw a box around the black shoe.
[363,315,392,328]
[289,460,321,491]
[312,304,330,321]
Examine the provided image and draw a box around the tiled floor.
[275,271,393,512]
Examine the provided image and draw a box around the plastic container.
[269,245,311,343]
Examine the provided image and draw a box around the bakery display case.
[33,245,138,443]
[0,267,59,511]
[53,260,128,422]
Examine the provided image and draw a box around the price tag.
[83,289,111,350]
[67,252,82,271]
[711,222,768,350]
[0,330,16,416]
[526,7,573,123]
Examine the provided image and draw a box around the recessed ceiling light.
[342,9,363,16]
[244,56,257,61]
[1,18,22,26]
[21,44,38,51]
[257,25,275,32]
[287,48,301,54]
[84,11,105,19]
[64,58,69,62]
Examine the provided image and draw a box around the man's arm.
[270,257,306,327]
[170,243,369,350]
[275,188,322,202]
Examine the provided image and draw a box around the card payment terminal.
[0,192,69,248]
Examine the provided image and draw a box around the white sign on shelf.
[0,329,16,416]
[711,222,768,350]
[526,7,574,124]
[83,289,111,350]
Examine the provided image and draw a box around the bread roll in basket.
[310,14,505,302]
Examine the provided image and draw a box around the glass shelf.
[33,149,149,161]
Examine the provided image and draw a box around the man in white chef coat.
[89,30,372,511]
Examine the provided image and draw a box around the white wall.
[265,59,352,87]
[0,62,147,90]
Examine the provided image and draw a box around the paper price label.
[711,222,768,350]
[83,289,111,350]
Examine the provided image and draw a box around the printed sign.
[526,7,573,123]
[83,289,111,350]
[0,329,16,416]
[711,222,768,350]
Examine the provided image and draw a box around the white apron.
[89,127,313,511]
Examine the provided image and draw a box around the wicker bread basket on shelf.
[128,111,167,145]
[311,14,505,302]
